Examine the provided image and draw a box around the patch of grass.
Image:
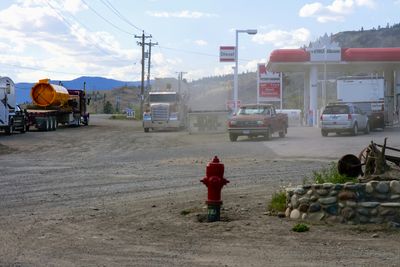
[303,162,358,184]
[267,191,287,213]
[292,223,310,232]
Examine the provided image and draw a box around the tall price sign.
[257,64,282,103]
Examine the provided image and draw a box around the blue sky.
[0,0,399,83]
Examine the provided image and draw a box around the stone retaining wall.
[285,180,400,224]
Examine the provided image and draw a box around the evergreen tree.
[103,101,113,114]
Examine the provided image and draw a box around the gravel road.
[0,115,399,266]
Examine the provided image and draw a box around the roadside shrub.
[292,223,309,232]
[303,162,357,184]
[267,191,286,213]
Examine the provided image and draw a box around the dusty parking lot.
[1,115,400,266]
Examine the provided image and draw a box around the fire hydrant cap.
[212,156,220,163]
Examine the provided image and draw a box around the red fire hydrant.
[200,156,229,222]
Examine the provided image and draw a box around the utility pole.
[176,71,187,95]
[145,40,158,93]
[135,31,152,117]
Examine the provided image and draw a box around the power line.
[81,0,135,35]
[45,0,114,57]
[158,45,254,62]
[159,45,217,58]
[99,0,143,32]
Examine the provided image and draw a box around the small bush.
[303,162,357,184]
[267,191,287,213]
[292,223,309,232]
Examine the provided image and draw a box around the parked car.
[320,103,370,137]
[227,103,288,141]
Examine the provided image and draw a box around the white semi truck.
[142,91,187,132]
[0,77,28,134]
[337,76,385,129]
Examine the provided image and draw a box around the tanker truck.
[26,79,90,131]
[0,76,28,134]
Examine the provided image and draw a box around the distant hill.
[15,76,143,104]
[332,23,400,48]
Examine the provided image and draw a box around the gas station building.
[266,37,400,127]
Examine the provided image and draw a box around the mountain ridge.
[16,76,143,103]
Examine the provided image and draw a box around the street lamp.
[233,29,257,113]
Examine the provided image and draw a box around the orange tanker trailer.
[27,79,90,131]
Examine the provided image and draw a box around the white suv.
[320,103,370,137]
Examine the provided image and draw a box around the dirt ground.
[0,115,400,267]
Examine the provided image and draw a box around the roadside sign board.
[257,63,282,102]
[220,46,236,62]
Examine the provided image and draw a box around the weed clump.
[303,162,358,184]
[292,223,310,232]
[267,191,286,214]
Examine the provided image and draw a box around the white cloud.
[146,10,218,19]
[17,0,87,14]
[299,0,376,23]
[355,0,375,8]
[63,0,88,14]
[252,28,311,48]
[194,40,208,46]
[0,1,141,82]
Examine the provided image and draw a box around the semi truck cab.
[0,77,28,134]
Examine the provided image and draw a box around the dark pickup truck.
[227,103,288,142]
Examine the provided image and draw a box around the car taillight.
[348,114,352,120]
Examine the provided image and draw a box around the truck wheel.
[144,128,149,133]
[46,118,51,131]
[84,117,89,126]
[20,122,27,133]
[54,118,58,130]
[229,133,238,142]
[321,130,328,137]
[49,117,54,131]
[364,122,370,134]
[264,128,272,140]
[352,123,358,136]
[5,124,13,135]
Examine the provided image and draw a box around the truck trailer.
[337,76,385,129]
[27,79,89,131]
[0,76,28,134]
